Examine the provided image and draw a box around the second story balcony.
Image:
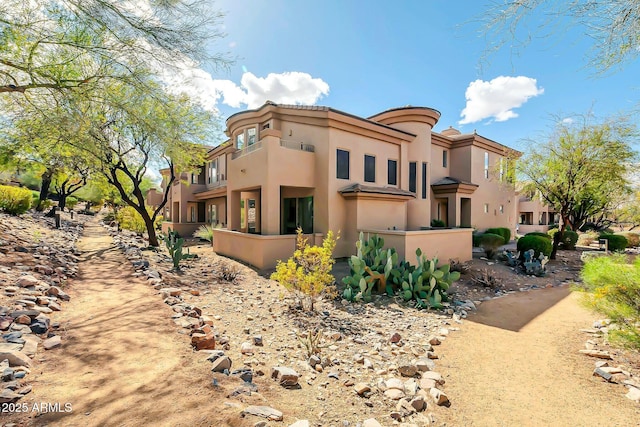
[228,134,316,191]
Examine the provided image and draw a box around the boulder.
[270,366,299,387]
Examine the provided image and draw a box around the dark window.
[409,162,417,193]
[443,150,447,167]
[337,149,349,179]
[282,197,314,234]
[364,155,375,183]
[388,159,397,185]
[422,162,427,199]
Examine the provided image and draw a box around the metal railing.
[231,141,263,159]
[279,139,315,152]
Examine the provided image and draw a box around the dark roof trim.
[339,183,416,197]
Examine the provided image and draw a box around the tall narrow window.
[388,159,397,185]
[237,133,245,150]
[499,157,504,181]
[499,204,504,214]
[364,155,375,183]
[484,203,489,213]
[442,150,448,167]
[209,158,218,184]
[409,162,417,193]
[191,173,198,184]
[484,152,489,179]
[337,149,350,179]
[421,162,427,199]
[247,128,256,146]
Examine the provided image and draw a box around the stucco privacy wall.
[360,228,473,263]
[212,229,323,270]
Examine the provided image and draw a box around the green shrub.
[598,234,628,252]
[430,219,446,228]
[525,231,552,239]
[66,196,79,210]
[486,227,511,243]
[115,206,160,234]
[193,224,214,242]
[271,229,338,311]
[548,228,559,239]
[578,254,640,349]
[478,233,505,259]
[472,232,481,248]
[561,230,579,250]
[616,232,640,248]
[577,231,599,246]
[0,185,32,215]
[517,235,553,259]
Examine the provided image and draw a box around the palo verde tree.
[518,114,638,258]
[0,94,97,210]
[0,0,226,94]
[479,0,640,74]
[72,81,213,246]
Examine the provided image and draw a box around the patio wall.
[212,229,323,270]
[359,228,473,263]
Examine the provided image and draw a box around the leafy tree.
[480,0,640,73]
[518,114,637,258]
[0,0,227,94]
[70,81,213,246]
[617,191,640,230]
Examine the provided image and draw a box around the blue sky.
[169,1,640,152]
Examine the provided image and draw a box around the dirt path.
[438,286,640,426]
[18,220,234,427]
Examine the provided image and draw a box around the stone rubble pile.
[580,319,640,404]
[0,212,84,404]
[109,224,467,426]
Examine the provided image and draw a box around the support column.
[260,183,280,235]
[229,191,241,231]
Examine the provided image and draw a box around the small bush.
[577,231,599,246]
[430,219,446,227]
[548,228,559,239]
[486,227,511,243]
[599,234,628,252]
[115,206,148,234]
[616,232,640,248]
[193,224,214,242]
[0,185,32,215]
[517,235,553,259]
[561,230,579,250]
[271,229,338,311]
[472,232,481,248]
[478,233,505,259]
[66,196,79,210]
[578,254,640,349]
[525,231,552,239]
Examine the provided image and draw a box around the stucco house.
[516,190,558,234]
[153,101,521,269]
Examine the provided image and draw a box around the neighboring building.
[155,102,521,269]
[516,191,557,234]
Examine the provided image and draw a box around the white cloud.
[459,76,544,124]
[562,117,574,124]
[160,68,329,112]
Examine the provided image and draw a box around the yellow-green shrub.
[271,229,338,311]
[115,206,158,234]
[0,185,32,215]
[578,254,640,349]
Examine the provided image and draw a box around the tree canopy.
[0,0,227,94]
[480,0,640,73]
[518,114,638,257]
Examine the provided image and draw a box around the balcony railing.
[280,139,315,152]
[231,141,263,159]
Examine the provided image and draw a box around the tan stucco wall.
[468,146,516,233]
[212,229,323,270]
[360,228,473,263]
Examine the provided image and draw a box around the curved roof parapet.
[368,106,441,128]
